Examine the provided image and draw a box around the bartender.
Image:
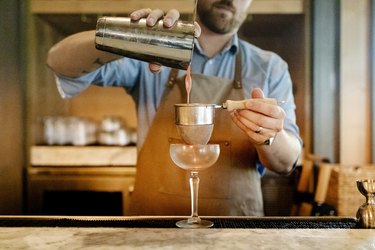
[46,0,302,216]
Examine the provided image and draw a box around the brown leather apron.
[128,52,264,216]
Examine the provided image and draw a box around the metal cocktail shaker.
[95,16,195,70]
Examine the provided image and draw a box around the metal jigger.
[174,104,216,145]
[356,179,375,228]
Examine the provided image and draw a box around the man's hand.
[230,88,285,145]
[130,8,201,73]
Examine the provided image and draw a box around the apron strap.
[233,50,242,89]
[167,68,179,88]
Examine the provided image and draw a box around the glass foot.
[176,219,214,228]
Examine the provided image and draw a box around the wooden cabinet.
[28,146,137,215]
[28,166,136,215]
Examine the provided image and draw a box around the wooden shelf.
[30,146,137,166]
[30,0,305,14]
[28,166,136,175]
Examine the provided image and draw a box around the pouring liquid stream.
[185,65,192,104]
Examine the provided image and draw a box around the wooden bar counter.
[0,216,373,249]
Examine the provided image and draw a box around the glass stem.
[188,171,201,224]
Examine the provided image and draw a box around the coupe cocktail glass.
[169,144,220,228]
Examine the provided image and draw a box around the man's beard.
[197,0,246,34]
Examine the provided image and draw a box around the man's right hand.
[129,8,201,73]
[130,8,181,28]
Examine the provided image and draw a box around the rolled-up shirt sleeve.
[55,73,93,99]
[54,58,143,99]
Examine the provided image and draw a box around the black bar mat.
[0,217,358,229]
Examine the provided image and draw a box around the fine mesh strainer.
[174,99,278,145]
[174,103,215,145]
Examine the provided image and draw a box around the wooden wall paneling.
[340,0,372,164]
[371,0,375,164]
[302,0,311,156]
[0,0,24,214]
[26,15,70,146]
[311,0,340,163]
[281,15,306,146]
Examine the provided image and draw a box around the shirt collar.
[194,34,239,57]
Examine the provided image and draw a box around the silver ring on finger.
[255,126,263,134]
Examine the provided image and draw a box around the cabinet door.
[28,173,135,215]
